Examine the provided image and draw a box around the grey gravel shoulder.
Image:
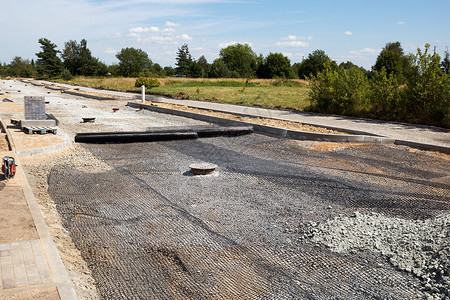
[308,211,450,299]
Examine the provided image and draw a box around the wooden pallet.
[10,119,20,125]
[23,126,57,135]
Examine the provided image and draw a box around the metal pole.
[141,85,145,103]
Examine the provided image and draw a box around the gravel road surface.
[2,80,449,299]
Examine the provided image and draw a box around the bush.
[135,77,160,88]
[308,62,369,114]
[61,69,73,81]
[307,44,450,127]
[401,44,450,126]
[367,67,401,117]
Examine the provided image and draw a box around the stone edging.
[15,132,71,157]
[127,102,395,144]
[63,90,121,100]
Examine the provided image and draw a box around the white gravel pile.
[309,212,450,299]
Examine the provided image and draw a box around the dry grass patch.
[55,76,311,111]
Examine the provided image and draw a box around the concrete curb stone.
[127,102,396,145]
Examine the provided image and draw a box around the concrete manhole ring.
[189,162,218,175]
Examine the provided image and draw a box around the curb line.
[394,140,450,154]
[15,132,71,157]
[63,90,123,100]
[127,102,395,145]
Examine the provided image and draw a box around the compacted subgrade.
[48,134,449,299]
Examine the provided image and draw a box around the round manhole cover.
[189,162,217,175]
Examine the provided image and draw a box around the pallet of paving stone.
[22,126,57,135]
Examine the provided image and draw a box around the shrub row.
[308,45,450,128]
[134,77,161,88]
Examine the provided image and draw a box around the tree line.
[0,38,302,79]
[1,37,449,82]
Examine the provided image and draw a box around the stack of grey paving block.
[25,96,46,120]
[20,96,56,128]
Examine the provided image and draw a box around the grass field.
[58,77,311,111]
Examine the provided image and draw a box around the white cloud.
[162,28,176,33]
[360,48,378,54]
[349,48,378,55]
[282,35,298,41]
[151,36,176,42]
[165,21,180,27]
[276,35,311,47]
[129,26,160,33]
[275,41,309,47]
[109,32,122,39]
[398,21,405,25]
[104,48,118,54]
[282,52,306,62]
[218,41,253,48]
[345,31,353,36]
[181,33,193,41]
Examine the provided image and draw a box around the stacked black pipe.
[75,126,253,143]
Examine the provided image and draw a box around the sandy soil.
[0,186,39,243]
[0,135,8,151]
[0,286,60,300]
[295,141,377,152]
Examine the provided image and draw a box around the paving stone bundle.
[24,96,46,120]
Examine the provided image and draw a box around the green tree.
[297,50,337,79]
[60,69,73,81]
[116,47,152,77]
[9,56,36,77]
[219,43,258,78]
[197,55,210,78]
[107,64,120,76]
[164,66,175,77]
[257,53,292,78]
[175,44,192,76]
[402,44,450,125]
[77,39,101,76]
[441,49,450,74]
[308,60,369,114]
[209,58,231,78]
[373,42,411,83]
[0,62,7,77]
[35,38,63,78]
[150,63,163,76]
[189,61,203,78]
[95,61,109,76]
[367,67,401,117]
[61,40,78,75]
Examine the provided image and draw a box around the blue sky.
[1,0,449,69]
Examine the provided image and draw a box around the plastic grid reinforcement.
[48,134,449,299]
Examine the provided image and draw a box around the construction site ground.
[0,79,449,299]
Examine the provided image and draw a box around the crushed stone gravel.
[309,211,450,299]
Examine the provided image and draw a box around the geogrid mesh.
[48,135,449,299]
